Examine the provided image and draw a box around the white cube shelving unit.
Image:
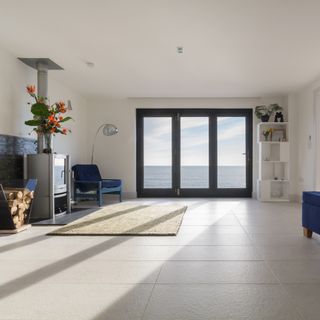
[257,122,289,202]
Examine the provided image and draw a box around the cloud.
[218,122,245,142]
[143,116,246,166]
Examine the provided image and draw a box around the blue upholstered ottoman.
[302,191,320,238]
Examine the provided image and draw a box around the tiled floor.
[0,198,319,319]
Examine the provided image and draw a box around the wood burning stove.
[24,154,71,221]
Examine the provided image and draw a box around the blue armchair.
[302,191,320,238]
[72,164,122,207]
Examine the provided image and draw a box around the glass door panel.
[137,109,252,197]
[143,117,172,189]
[180,117,209,188]
[217,117,246,189]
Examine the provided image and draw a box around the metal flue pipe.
[36,62,48,153]
[36,62,48,99]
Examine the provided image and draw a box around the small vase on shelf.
[261,114,270,122]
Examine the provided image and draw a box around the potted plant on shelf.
[255,104,282,122]
[24,85,73,153]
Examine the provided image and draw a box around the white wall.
[0,44,295,199]
[0,46,89,165]
[0,47,35,136]
[47,78,89,164]
[295,77,320,199]
[287,93,299,199]
[88,97,286,197]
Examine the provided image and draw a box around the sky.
[144,116,246,166]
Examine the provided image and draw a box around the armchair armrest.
[74,180,102,185]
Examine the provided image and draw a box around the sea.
[144,166,246,189]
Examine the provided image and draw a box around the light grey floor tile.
[128,233,252,246]
[187,201,240,213]
[168,245,261,261]
[0,260,162,285]
[268,260,320,283]
[237,216,301,226]
[180,233,252,246]
[248,234,318,246]
[157,261,278,284]
[179,225,245,235]
[243,225,302,235]
[257,243,320,260]
[284,284,320,320]
[91,245,260,261]
[0,283,152,320]
[182,215,240,226]
[0,238,121,260]
[93,245,181,260]
[143,284,303,320]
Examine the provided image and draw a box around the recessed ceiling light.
[85,61,95,68]
[177,46,184,54]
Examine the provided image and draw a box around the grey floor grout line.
[141,263,164,320]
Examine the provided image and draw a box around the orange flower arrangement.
[25,85,72,135]
[26,85,36,95]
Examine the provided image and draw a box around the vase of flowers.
[25,85,72,153]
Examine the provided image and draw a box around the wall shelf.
[260,141,286,144]
[258,122,288,125]
[262,160,287,163]
[257,122,290,202]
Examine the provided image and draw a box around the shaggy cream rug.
[48,203,187,236]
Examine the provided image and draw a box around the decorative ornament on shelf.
[25,85,73,153]
[262,128,273,141]
[274,111,284,122]
[255,104,283,122]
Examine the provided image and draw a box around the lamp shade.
[91,123,119,163]
[102,124,118,136]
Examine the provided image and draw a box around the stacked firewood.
[5,189,34,228]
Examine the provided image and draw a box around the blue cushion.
[102,179,122,188]
[303,192,320,207]
[72,164,102,181]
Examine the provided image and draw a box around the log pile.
[5,188,34,228]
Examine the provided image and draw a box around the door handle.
[242,152,250,162]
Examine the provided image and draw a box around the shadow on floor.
[0,202,190,302]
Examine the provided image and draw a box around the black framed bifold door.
[136,109,252,197]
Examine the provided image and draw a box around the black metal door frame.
[136,108,252,197]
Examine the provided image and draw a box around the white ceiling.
[0,0,320,98]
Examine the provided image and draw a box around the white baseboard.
[292,194,302,203]
[122,192,137,199]
[119,191,301,202]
